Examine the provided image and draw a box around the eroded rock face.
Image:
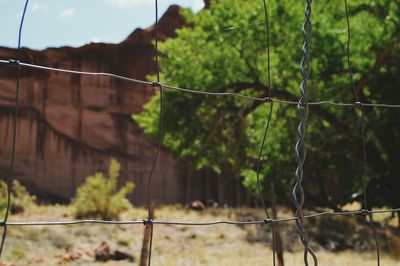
[0,4,250,206]
[0,5,186,204]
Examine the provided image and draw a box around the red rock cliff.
[0,5,250,206]
[0,5,188,205]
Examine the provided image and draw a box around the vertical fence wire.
[343,1,380,265]
[0,0,30,258]
[256,0,276,265]
[292,0,318,265]
[144,0,163,265]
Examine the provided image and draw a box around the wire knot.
[264,97,272,103]
[264,218,272,224]
[152,81,162,88]
[360,209,370,216]
[297,100,308,107]
[143,219,153,226]
[8,59,20,67]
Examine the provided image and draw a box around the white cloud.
[31,2,48,12]
[59,8,75,18]
[32,3,41,12]
[104,0,151,8]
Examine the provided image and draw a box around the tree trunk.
[186,172,192,203]
[140,208,154,266]
[270,183,284,266]
[218,171,225,205]
[204,0,211,9]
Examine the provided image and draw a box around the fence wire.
[343,0,380,265]
[292,1,318,265]
[256,0,278,265]
[0,0,399,265]
[0,0,30,258]
[143,1,162,265]
[1,208,400,227]
[0,59,266,101]
[1,59,400,108]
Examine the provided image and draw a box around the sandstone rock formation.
[0,5,250,206]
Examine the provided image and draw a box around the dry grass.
[1,205,399,265]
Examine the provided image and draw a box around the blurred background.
[0,0,399,265]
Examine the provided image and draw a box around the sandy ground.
[0,205,399,265]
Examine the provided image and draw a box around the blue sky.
[0,0,204,50]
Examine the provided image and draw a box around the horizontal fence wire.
[1,208,400,227]
[0,59,400,108]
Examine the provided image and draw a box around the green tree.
[134,0,400,210]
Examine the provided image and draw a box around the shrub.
[72,159,135,220]
[0,180,36,214]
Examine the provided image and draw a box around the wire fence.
[0,0,399,266]
[2,59,400,108]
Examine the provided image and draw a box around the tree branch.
[228,81,354,136]
[355,41,396,100]
[227,81,388,176]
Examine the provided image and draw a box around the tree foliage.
[134,0,400,208]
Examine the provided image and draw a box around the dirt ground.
[1,205,399,265]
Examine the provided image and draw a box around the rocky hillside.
[0,5,186,204]
[0,4,250,206]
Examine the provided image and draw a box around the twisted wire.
[292,1,318,265]
[0,0,30,258]
[343,1,380,264]
[256,0,276,265]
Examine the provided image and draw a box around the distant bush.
[72,159,135,220]
[0,180,36,214]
